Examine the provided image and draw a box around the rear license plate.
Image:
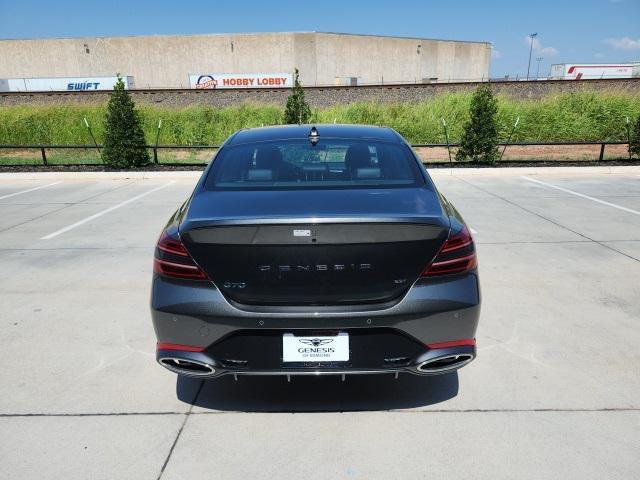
[282,333,349,363]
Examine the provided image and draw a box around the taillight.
[153,230,208,280]
[422,225,477,277]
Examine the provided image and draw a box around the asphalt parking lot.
[1,169,639,479]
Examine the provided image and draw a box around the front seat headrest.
[254,145,283,170]
[344,144,372,176]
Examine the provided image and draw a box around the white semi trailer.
[550,63,640,80]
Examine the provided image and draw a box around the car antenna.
[308,126,319,145]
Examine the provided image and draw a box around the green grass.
[315,91,640,143]
[0,91,638,147]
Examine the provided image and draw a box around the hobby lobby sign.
[189,73,293,89]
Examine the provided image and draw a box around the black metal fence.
[0,141,633,167]
[0,144,219,167]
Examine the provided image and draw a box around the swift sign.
[189,73,293,89]
[0,76,134,92]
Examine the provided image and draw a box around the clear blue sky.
[1,0,638,77]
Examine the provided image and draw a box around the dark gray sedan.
[151,124,480,379]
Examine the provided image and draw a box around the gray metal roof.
[0,31,490,45]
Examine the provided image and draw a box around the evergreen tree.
[455,84,499,163]
[284,69,311,124]
[102,76,149,168]
[630,115,640,159]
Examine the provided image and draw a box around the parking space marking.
[456,176,639,263]
[0,182,61,200]
[40,181,175,240]
[521,176,640,216]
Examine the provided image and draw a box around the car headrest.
[302,164,328,172]
[355,167,381,180]
[247,169,273,181]
[344,144,371,173]
[254,145,283,169]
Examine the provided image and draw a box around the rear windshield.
[204,139,424,190]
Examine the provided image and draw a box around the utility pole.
[526,32,538,80]
[536,57,543,79]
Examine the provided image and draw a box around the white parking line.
[521,176,640,216]
[0,182,61,200]
[41,181,175,240]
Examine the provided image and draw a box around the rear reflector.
[427,339,476,349]
[154,230,209,281]
[422,225,477,277]
[157,342,205,352]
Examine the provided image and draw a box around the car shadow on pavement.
[176,372,458,412]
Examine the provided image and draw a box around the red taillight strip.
[157,231,189,257]
[153,258,209,280]
[441,236,473,253]
[154,258,203,272]
[422,224,476,277]
[154,230,209,280]
[427,339,476,349]
[422,252,477,276]
[157,342,205,352]
[428,252,476,267]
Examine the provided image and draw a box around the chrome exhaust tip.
[416,353,474,374]
[159,357,216,377]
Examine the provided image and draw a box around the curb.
[428,166,640,176]
[0,171,203,180]
[0,165,639,180]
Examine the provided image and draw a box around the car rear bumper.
[157,343,476,378]
[151,271,480,378]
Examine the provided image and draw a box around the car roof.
[226,124,404,146]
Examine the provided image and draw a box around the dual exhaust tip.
[414,340,476,374]
[159,357,216,377]
[415,353,474,374]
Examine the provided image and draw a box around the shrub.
[284,69,311,124]
[101,76,149,168]
[630,115,640,159]
[455,84,499,163]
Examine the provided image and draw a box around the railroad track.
[1,77,638,97]
[1,78,638,108]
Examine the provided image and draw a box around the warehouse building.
[0,32,491,91]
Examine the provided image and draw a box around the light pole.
[526,32,538,80]
[536,57,543,79]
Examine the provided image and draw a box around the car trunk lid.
[181,188,449,306]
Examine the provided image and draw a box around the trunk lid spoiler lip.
[181,186,450,231]
[180,215,449,233]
